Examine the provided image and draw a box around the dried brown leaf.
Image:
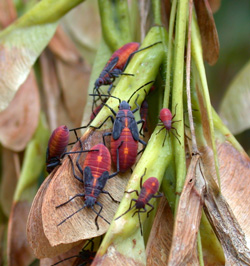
[0,71,40,151]
[48,26,82,64]
[7,201,35,266]
[41,129,129,247]
[40,241,84,266]
[55,57,91,126]
[199,141,250,264]
[0,148,19,216]
[168,156,205,266]
[0,0,16,28]
[61,1,101,63]
[208,0,221,13]
[194,0,220,65]
[40,51,60,130]
[201,142,250,246]
[27,173,83,259]
[146,197,174,266]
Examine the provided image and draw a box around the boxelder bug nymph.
[56,142,120,230]
[46,125,70,173]
[90,98,108,120]
[52,238,97,266]
[46,125,95,173]
[90,81,154,172]
[156,105,181,146]
[115,169,163,235]
[92,41,161,111]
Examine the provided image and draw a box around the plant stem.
[164,0,177,109]
[152,0,161,25]
[172,0,188,214]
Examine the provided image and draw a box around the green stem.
[152,0,162,25]
[116,0,132,42]
[197,230,205,266]
[164,0,177,109]
[191,13,221,189]
[98,0,124,50]
[98,0,131,51]
[172,0,188,214]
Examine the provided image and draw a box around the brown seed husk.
[146,197,174,265]
[41,129,129,247]
[0,71,40,151]
[194,0,220,65]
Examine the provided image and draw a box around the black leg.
[103,132,112,147]
[109,140,123,178]
[137,119,145,137]
[56,193,85,209]
[146,203,154,217]
[115,199,137,220]
[102,190,120,203]
[57,204,86,226]
[68,155,83,182]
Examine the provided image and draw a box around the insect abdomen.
[47,125,69,159]
[83,144,111,178]
[107,42,140,70]
[111,127,138,172]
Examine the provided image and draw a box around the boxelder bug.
[51,238,97,266]
[156,105,181,146]
[46,125,95,173]
[115,169,163,235]
[56,141,120,230]
[92,41,161,111]
[90,81,154,172]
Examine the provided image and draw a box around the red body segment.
[110,128,138,172]
[83,144,111,178]
[48,125,70,159]
[90,102,106,120]
[137,178,160,207]
[159,108,172,130]
[106,42,140,70]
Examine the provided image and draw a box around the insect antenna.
[57,204,87,226]
[89,94,121,104]
[51,254,82,266]
[115,204,136,220]
[127,81,154,104]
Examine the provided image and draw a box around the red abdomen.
[48,125,69,158]
[107,42,140,70]
[138,177,160,204]
[83,144,111,178]
[110,127,138,172]
[160,108,172,130]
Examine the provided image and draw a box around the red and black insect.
[94,42,140,94]
[52,238,97,266]
[56,141,120,230]
[115,169,163,235]
[156,105,181,145]
[46,125,70,173]
[46,125,93,173]
[90,82,153,172]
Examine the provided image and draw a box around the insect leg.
[101,190,120,203]
[146,203,155,217]
[115,199,137,220]
[124,190,139,196]
[94,201,110,230]
[56,193,85,209]
[137,138,147,155]
[90,115,114,130]
[109,140,123,178]
[68,155,83,183]
[155,126,164,135]
[140,168,147,189]
[57,204,86,226]
[171,130,181,145]
[137,119,146,137]
[103,132,112,147]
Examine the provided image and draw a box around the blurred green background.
[206,0,250,153]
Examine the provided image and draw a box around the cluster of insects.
[45,41,181,262]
